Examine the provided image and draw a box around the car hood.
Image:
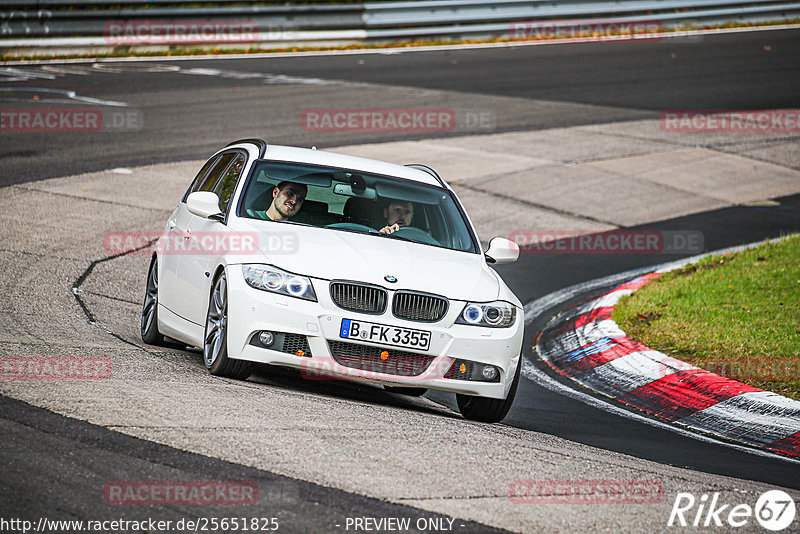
[233,220,499,302]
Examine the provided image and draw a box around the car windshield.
[238,160,478,253]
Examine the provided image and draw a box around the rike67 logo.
[668,490,796,531]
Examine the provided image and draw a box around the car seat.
[343,197,382,228]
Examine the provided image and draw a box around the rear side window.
[197,152,236,193]
[183,154,219,202]
[213,153,246,213]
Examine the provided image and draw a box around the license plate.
[339,319,431,351]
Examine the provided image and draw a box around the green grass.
[613,234,800,400]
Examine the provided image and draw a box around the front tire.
[456,356,521,423]
[141,257,165,346]
[204,271,251,380]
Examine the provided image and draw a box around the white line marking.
[0,87,128,106]
[0,67,56,80]
[177,66,333,85]
[40,65,91,76]
[91,63,180,73]
[590,288,634,309]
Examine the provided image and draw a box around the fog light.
[481,366,498,380]
[258,331,274,346]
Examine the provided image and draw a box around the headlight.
[456,301,516,328]
[242,265,317,302]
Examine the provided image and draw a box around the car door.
[177,150,247,326]
[164,151,238,321]
[160,153,225,314]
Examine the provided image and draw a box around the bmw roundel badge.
[384,275,397,283]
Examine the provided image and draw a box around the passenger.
[252,181,307,221]
[379,200,414,234]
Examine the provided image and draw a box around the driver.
[379,200,414,234]
[251,181,307,221]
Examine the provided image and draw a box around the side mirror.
[485,237,519,265]
[187,191,224,220]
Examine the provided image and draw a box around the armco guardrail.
[2,0,800,56]
[365,0,799,26]
[0,4,364,38]
[365,1,800,40]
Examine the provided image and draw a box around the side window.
[183,154,219,202]
[213,153,246,213]
[198,152,236,193]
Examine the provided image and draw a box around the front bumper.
[226,267,523,399]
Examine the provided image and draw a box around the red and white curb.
[535,272,800,458]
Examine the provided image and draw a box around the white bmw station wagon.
[142,139,524,422]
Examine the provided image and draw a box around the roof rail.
[226,138,268,158]
[405,163,445,188]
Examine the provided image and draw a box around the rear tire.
[204,271,251,380]
[384,386,427,397]
[141,257,165,346]
[456,356,521,423]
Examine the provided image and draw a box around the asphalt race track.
[2,28,800,532]
[2,28,799,185]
